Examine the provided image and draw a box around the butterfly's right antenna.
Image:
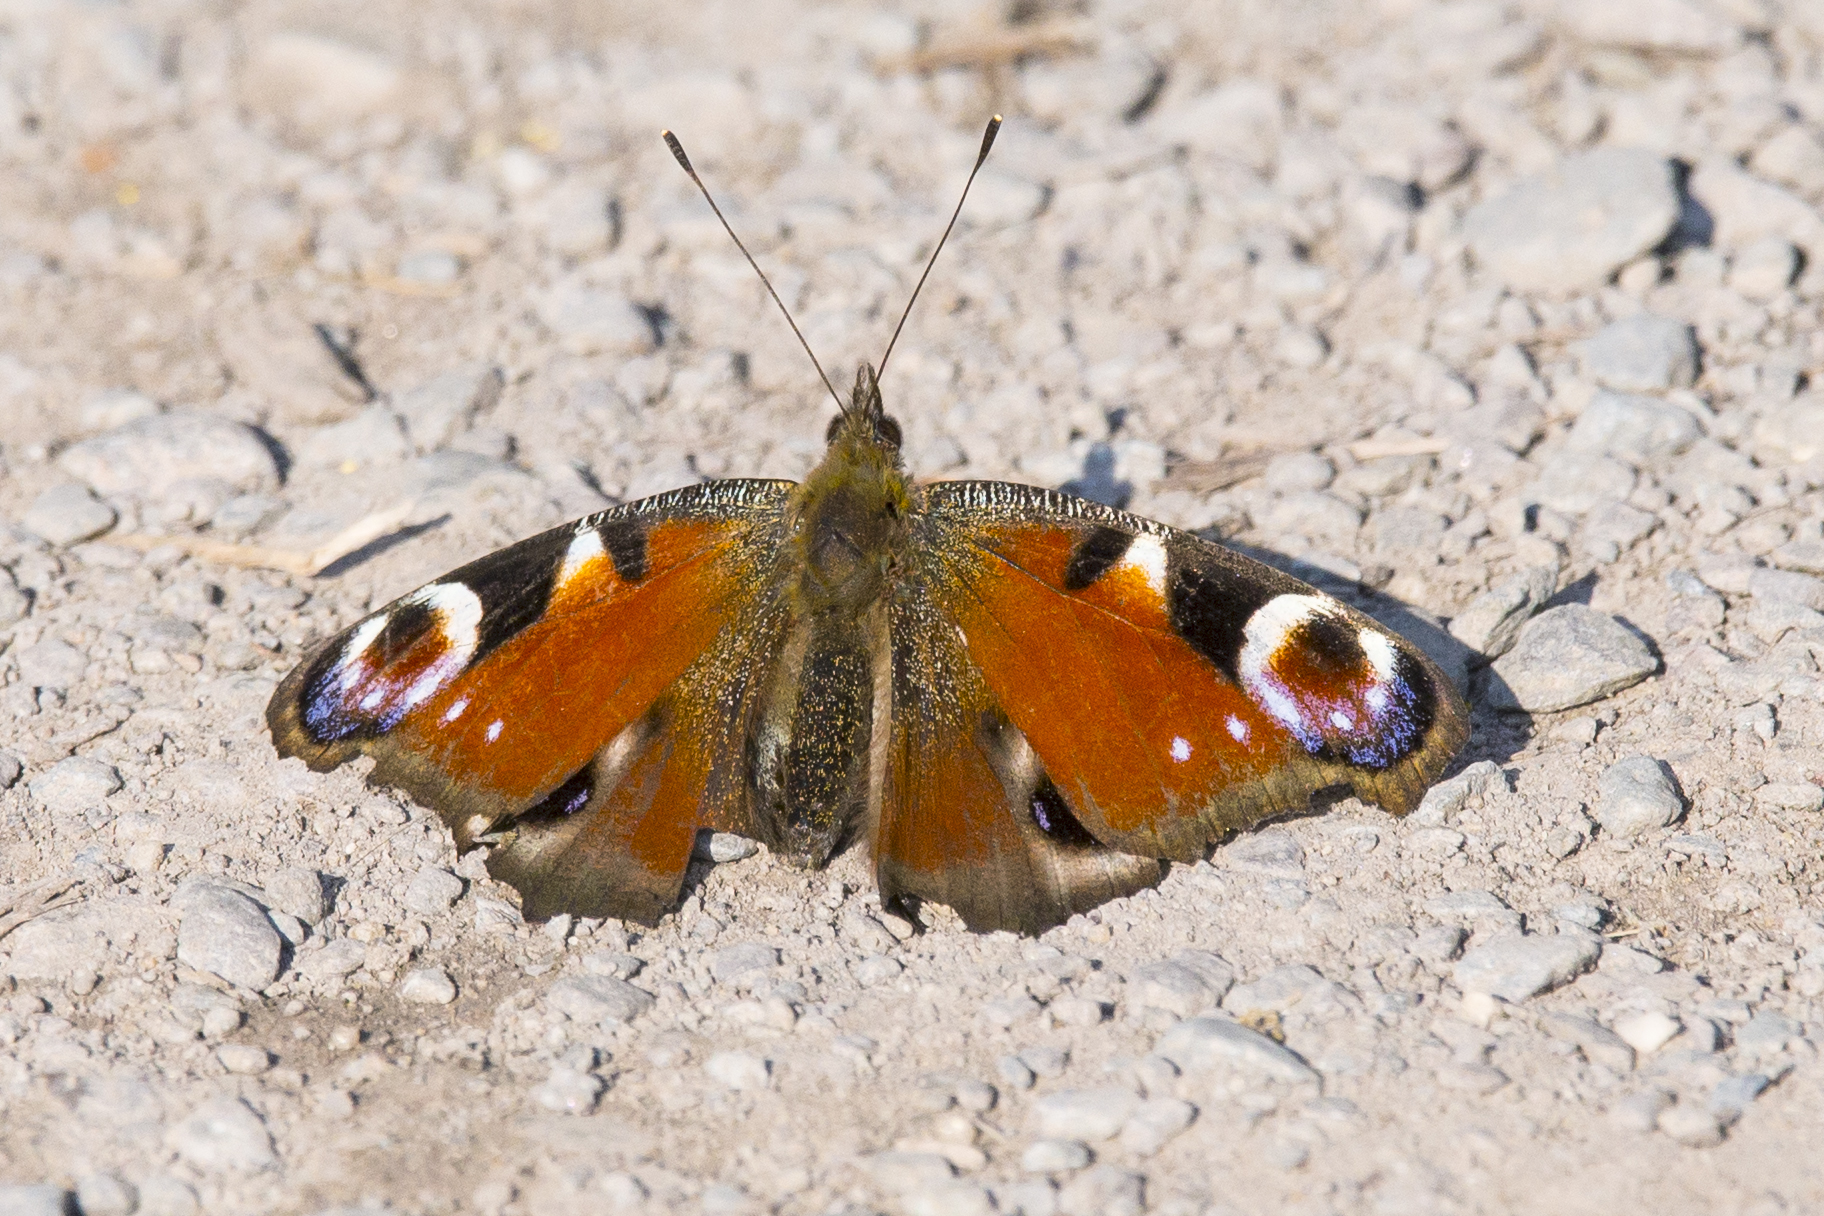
[662,130,844,414]
[876,115,1002,381]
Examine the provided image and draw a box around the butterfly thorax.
[785,362,913,616]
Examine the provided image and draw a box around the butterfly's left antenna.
[876,114,1002,381]
[662,130,845,414]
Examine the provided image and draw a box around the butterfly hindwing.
[876,577,1168,935]
[906,481,1470,869]
[267,480,795,921]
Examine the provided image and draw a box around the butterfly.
[267,118,1469,935]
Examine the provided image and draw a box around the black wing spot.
[1063,526,1133,592]
[444,541,562,664]
[601,519,649,583]
[373,599,437,664]
[517,764,595,825]
[1168,561,1276,684]
[1294,612,1367,677]
[1029,775,1099,849]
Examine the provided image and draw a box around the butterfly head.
[824,361,903,452]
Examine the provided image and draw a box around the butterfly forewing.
[268,480,795,917]
[907,481,1470,866]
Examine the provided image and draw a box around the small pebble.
[0,1186,73,1216]
[165,1097,278,1174]
[1446,567,1557,658]
[1657,1102,1725,1147]
[1118,1098,1197,1156]
[530,1065,604,1115]
[402,866,465,916]
[1613,1010,1682,1054]
[20,483,117,546]
[997,1055,1037,1090]
[1056,1165,1146,1216]
[265,868,329,924]
[1486,605,1658,713]
[58,410,282,497]
[1153,1016,1318,1083]
[27,757,121,813]
[1728,236,1800,300]
[710,942,779,985]
[1597,756,1685,838]
[1021,1139,1092,1173]
[328,1025,363,1051]
[74,1173,136,1216]
[545,975,655,1026]
[1453,932,1600,1002]
[693,831,760,863]
[1030,1088,1138,1142]
[1756,783,1824,812]
[217,1044,273,1075]
[703,1050,770,1091]
[172,881,283,992]
[1576,314,1700,393]
[1461,147,1679,294]
[399,967,458,1005]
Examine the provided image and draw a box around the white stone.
[216,1044,272,1075]
[174,881,284,992]
[1486,606,1659,713]
[1020,1139,1092,1173]
[1030,1088,1138,1142]
[20,483,117,546]
[545,975,654,1025]
[530,1065,604,1115]
[1153,1016,1319,1083]
[402,866,465,916]
[1118,1098,1197,1156]
[1453,932,1600,1001]
[1597,756,1685,837]
[165,1098,277,1174]
[1613,1010,1682,1054]
[58,411,281,498]
[1576,315,1700,393]
[399,967,458,1005]
[1463,148,1680,294]
[27,757,120,813]
[704,1050,770,1091]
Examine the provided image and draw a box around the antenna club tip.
[662,129,693,173]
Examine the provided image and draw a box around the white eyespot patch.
[1122,533,1169,595]
[559,527,606,590]
[1170,735,1192,763]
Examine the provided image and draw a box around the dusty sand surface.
[3,1,1824,1213]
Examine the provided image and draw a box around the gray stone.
[0,571,27,629]
[165,1098,276,1174]
[1769,539,1824,576]
[0,1186,72,1216]
[216,1044,272,1075]
[134,1176,199,1216]
[1462,148,1680,295]
[1568,392,1702,466]
[1453,932,1600,1001]
[1552,0,1738,55]
[295,407,412,469]
[0,753,21,790]
[298,938,366,982]
[1422,889,1522,933]
[1153,1016,1319,1083]
[1757,783,1824,812]
[1576,315,1700,393]
[58,411,281,498]
[703,1049,769,1090]
[1597,756,1685,837]
[1262,451,1334,493]
[1528,452,1638,514]
[1734,1011,1800,1057]
[1448,567,1558,657]
[402,866,465,916]
[1486,605,1658,712]
[28,757,121,813]
[1729,236,1800,300]
[1415,762,1503,826]
[393,363,503,454]
[1021,1138,1092,1173]
[73,1173,135,1216]
[537,281,658,356]
[1657,1102,1724,1147]
[1749,567,1824,611]
[1031,1088,1137,1142]
[3,910,108,981]
[16,640,90,691]
[1751,125,1824,198]
[1129,953,1235,1017]
[1708,1073,1770,1126]
[394,249,461,286]
[174,881,283,991]
[79,388,159,432]
[1057,1165,1145,1216]
[1581,501,1659,562]
[530,1064,604,1115]
[398,967,457,1005]
[1221,828,1305,877]
[19,483,116,546]
[693,831,760,863]
[1118,1098,1197,1156]
[545,974,655,1025]
[710,942,779,984]
[266,867,328,924]
[1538,1012,1636,1071]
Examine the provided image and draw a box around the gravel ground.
[3,1,1824,1213]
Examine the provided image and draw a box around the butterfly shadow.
[313,514,453,578]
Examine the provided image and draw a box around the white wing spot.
[486,720,504,743]
[396,583,484,712]
[1170,736,1192,763]
[1330,709,1354,730]
[1359,629,1400,682]
[1238,593,1332,735]
[1122,533,1169,595]
[443,697,470,723]
[359,689,384,710]
[559,528,606,589]
[1226,715,1249,742]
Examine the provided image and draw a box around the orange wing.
[268,481,793,921]
[906,482,1469,866]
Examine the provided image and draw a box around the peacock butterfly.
[268,118,1469,934]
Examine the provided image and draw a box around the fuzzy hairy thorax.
[786,362,913,614]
